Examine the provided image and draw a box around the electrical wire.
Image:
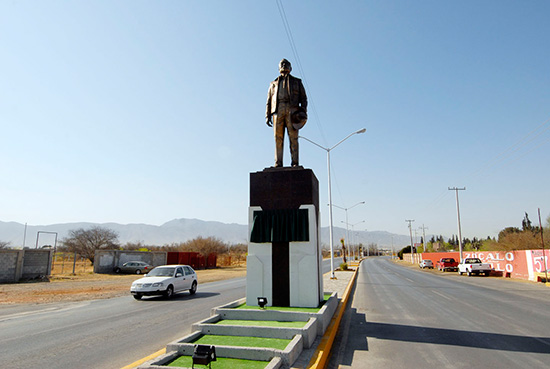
[420,115,550,217]
[275,0,327,147]
[471,116,550,179]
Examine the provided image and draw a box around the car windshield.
[146,267,175,277]
[468,258,482,263]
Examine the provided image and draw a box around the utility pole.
[449,187,466,262]
[419,224,428,253]
[406,219,415,263]
[538,208,548,284]
[23,223,28,248]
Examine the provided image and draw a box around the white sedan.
[130,265,198,300]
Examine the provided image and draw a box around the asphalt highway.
[0,257,340,369]
[329,257,550,368]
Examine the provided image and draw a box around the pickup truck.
[458,257,493,276]
[437,258,458,272]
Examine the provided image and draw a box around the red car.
[436,258,458,272]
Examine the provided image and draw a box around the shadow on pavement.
[330,307,550,368]
[137,292,220,302]
[364,321,550,354]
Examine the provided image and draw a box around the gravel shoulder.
[0,266,247,305]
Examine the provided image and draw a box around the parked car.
[130,264,198,300]
[436,258,459,272]
[535,269,550,282]
[114,261,154,274]
[458,257,493,276]
[419,260,434,269]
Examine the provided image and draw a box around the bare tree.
[0,241,11,250]
[172,236,229,256]
[62,226,119,264]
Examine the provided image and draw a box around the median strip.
[306,262,359,369]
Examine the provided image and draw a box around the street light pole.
[334,201,365,260]
[300,128,366,279]
[350,220,365,258]
[341,219,365,259]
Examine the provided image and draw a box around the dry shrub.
[493,230,549,251]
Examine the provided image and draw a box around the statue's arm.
[300,81,308,111]
[266,82,274,126]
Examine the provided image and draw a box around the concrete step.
[191,314,317,348]
[137,293,338,369]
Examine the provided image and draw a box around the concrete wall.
[0,249,53,283]
[405,249,550,281]
[93,250,167,273]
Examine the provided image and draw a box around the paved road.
[0,277,245,369]
[330,257,550,368]
[0,257,340,369]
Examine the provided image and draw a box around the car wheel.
[136,269,141,275]
[164,285,174,299]
[189,281,197,295]
[459,271,463,275]
[133,294,142,300]
[467,269,472,276]
[115,268,121,273]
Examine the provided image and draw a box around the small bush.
[340,262,348,271]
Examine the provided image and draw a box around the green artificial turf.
[216,319,307,328]
[166,355,268,369]
[192,334,291,350]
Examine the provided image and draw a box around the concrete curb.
[122,267,352,369]
[305,262,359,369]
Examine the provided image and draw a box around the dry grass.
[0,266,246,305]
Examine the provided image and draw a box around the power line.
[275,0,327,146]
[421,116,550,215]
[471,116,550,179]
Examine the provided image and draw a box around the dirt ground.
[0,266,247,305]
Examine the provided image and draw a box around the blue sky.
[1,1,549,242]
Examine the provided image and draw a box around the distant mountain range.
[0,218,412,250]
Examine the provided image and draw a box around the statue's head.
[279,59,292,75]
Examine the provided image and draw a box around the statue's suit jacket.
[266,74,308,120]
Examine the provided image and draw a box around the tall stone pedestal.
[246,167,323,308]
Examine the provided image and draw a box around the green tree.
[522,212,533,231]
[61,226,119,264]
[398,246,411,260]
[498,227,521,242]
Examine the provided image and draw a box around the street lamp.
[334,201,365,259]
[341,219,366,259]
[350,220,366,258]
[300,128,366,279]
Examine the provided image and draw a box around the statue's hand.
[266,117,273,127]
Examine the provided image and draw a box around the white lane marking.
[431,290,452,301]
[0,302,91,323]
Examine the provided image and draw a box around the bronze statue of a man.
[266,59,308,167]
